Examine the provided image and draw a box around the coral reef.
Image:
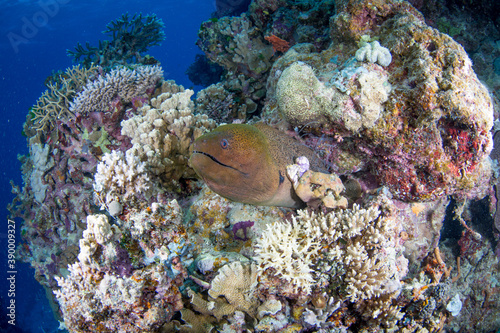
[54,211,185,332]
[68,13,165,68]
[10,0,500,331]
[197,14,274,78]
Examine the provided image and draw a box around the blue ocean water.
[0,1,214,331]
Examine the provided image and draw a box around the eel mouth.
[192,151,247,175]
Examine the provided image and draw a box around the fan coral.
[70,65,163,115]
[68,13,165,68]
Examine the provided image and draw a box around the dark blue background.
[0,1,214,331]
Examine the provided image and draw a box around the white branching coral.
[254,215,322,294]
[54,261,178,332]
[93,149,150,207]
[121,83,217,188]
[255,202,407,320]
[54,212,183,332]
[76,214,122,268]
[70,65,163,114]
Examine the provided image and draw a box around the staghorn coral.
[121,82,217,190]
[70,65,163,115]
[68,13,165,68]
[27,64,98,135]
[255,195,407,322]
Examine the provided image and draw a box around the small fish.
[189,123,325,208]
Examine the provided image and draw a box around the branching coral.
[93,149,150,208]
[255,199,407,321]
[68,13,165,68]
[70,65,163,115]
[255,214,322,295]
[27,64,98,135]
[121,82,217,189]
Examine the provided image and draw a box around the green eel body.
[189,123,325,208]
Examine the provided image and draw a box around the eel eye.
[220,139,229,149]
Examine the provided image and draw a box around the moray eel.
[189,123,325,208]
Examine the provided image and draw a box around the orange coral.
[264,35,290,53]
